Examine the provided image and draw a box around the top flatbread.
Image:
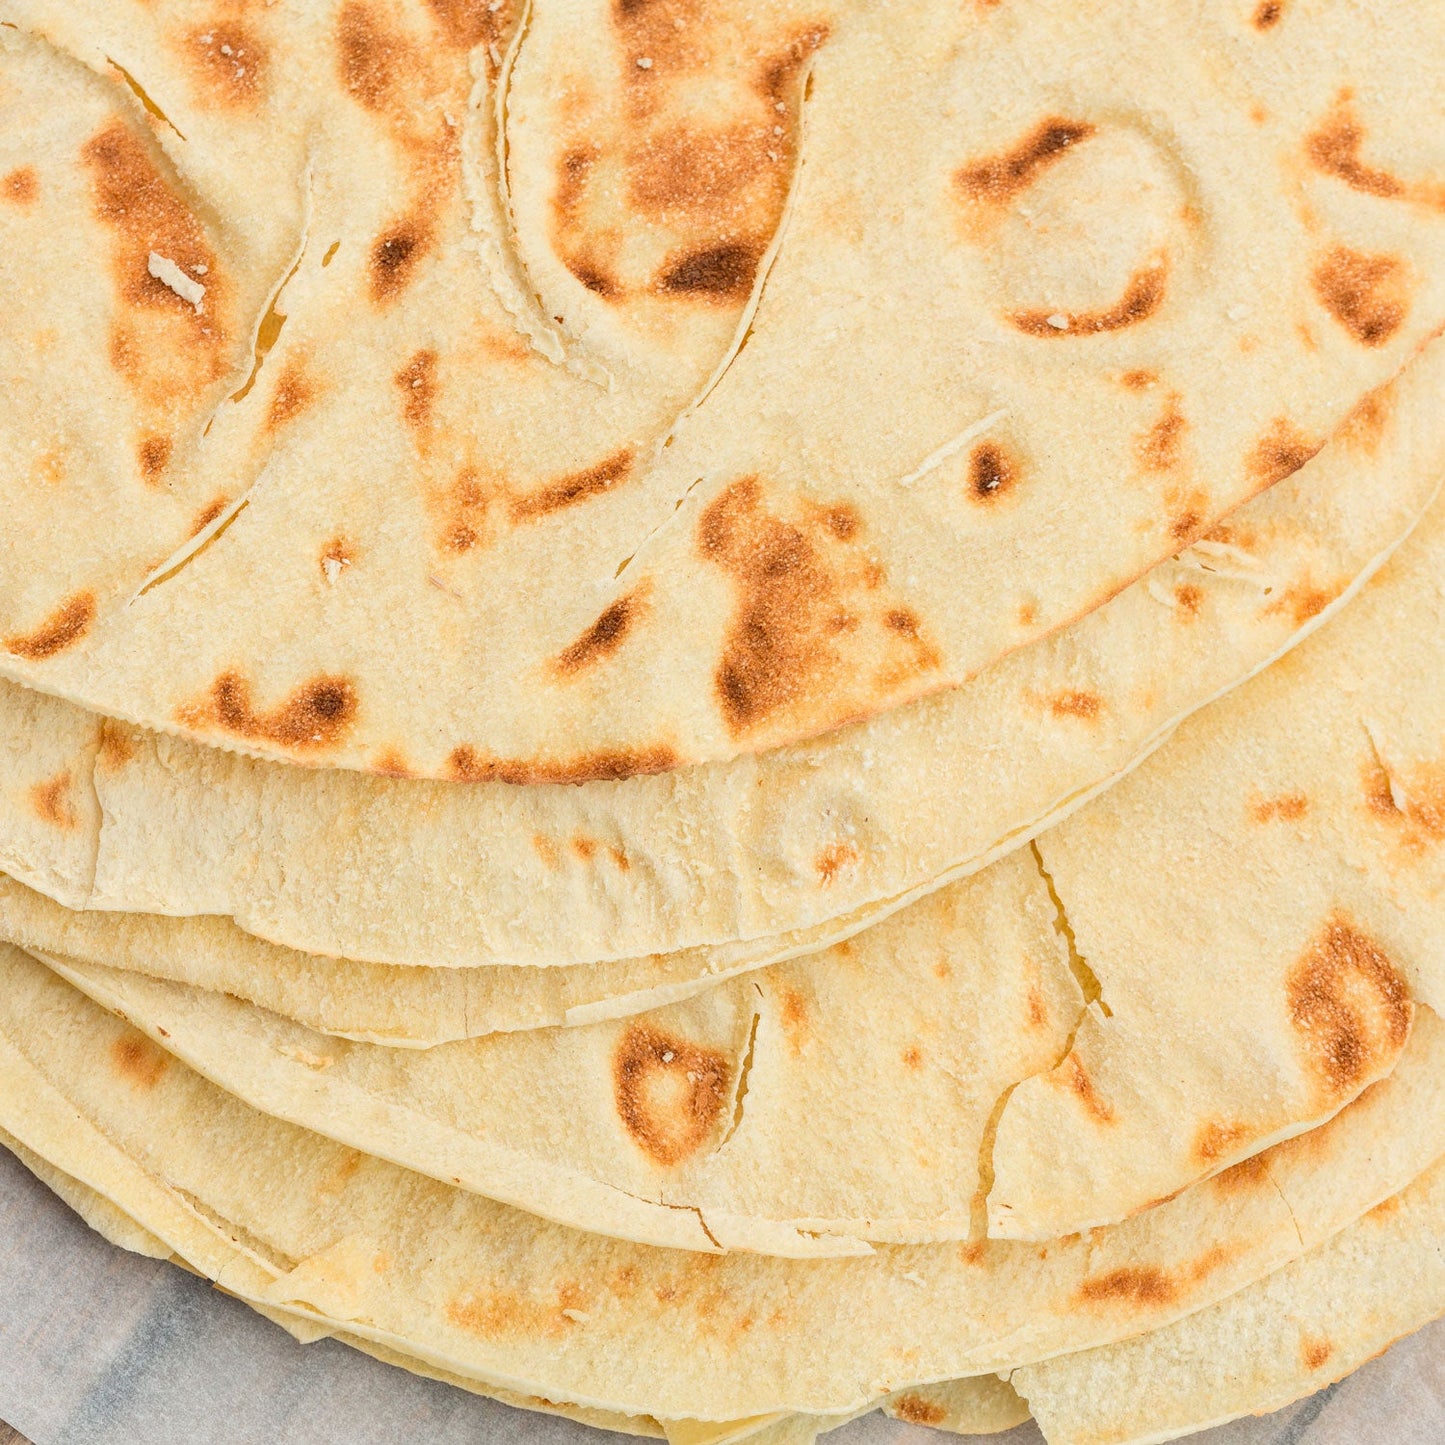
[2,0,1444,778]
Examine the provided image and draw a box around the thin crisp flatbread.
[5,337,1444,973]
[1,945,1442,1420]
[991,479,1445,1240]
[1012,1157,1445,1445]
[2,1,1444,777]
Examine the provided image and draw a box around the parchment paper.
[1,1148,1440,1445]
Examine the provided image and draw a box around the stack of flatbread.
[2,1,1445,1440]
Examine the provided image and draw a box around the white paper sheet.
[1,1147,1440,1445]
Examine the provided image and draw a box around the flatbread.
[3,1,1444,777]
[32,851,1082,1255]
[1012,1156,1445,1445]
[1,944,1441,1420]
[991,477,1445,1239]
[6,335,1444,973]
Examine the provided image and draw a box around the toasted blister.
[2,1,1445,782]
[1,946,1444,1421]
[3,334,1445,978]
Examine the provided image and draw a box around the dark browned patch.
[1011,260,1168,337]
[337,2,406,113]
[369,217,432,303]
[394,349,437,432]
[1266,579,1339,627]
[267,362,316,430]
[821,504,860,540]
[955,117,1096,206]
[1077,1265,1176,1306]
[110,1031,170,1090]
[511,449,634,522]
[1026,986,1047,1028]
[1252,0,1284,29]
[1312,246,1412,347]
[97,722,138,771]
[1301,1336,1334,1371]
[1137,395,1186,472]
[2,166,37,204]
[424,0,511,49]
[554,591,643,675]
[901,1045,924,1070]
[571,835,596,862]
[566,253,620,297]
[28,771,77,829]
[319,537,356,581]
[609,845,631,871]
[1248,418,1322,486]
[372,749,411,777]
[969,441,1017,502]
[613,1025,731,1166]
[1339,382,1394,455]
[959,1239,988,1265]
[1251,792,1309,824]
[1174,582,1203,616]
[1286,913,1413,1102]
[190,495,230,537]
[1307,98,1445,211]
[1050,690,1101,720]
[184,22,267,107]
[1061,1053,1114,1124]
[446,742,678,785]
[184,672,358,750]
[891,1395,947,1427]
[656,241,760,301]
[1121,369,1157,390]
[780,988,809,1055]
[815,841,859,884]
[1192,1120,1253,1165]
[138,433,172,484]
[1213,1151,1271,1193]
[4,592,96,661]
[1362,754,1445,850]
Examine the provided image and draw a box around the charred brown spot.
[1287,914,1412,1101]
[189,672,359,750]
[969,441,1017,502]
[901,1045,924,1070]
[1251,793,1309,824]
[5,592,96,661]
[337,2,406,112]
[1061,1053,1114,1124]
[1361,754,1445,850]
[566,254,620,298]
[1312,246,1412,347]
[1308,108,1401,198]
[424,0,511,49]
[613,1025,731,1166]
[1248,418,1322,485]
[1051,690,1101,720]
[815,841,859,884]
[1012,260,1169,337]
[190,495,230,537]
[370,219,431,302]
[267,363,316,430]
[1174,582,1203,616]
[184,22,266,107]
[28,771,77,829]
[371,749,411,777]
[554,592,643,675]
[956,118,1096,206]
[822,504,860,540]
[1138,396,1186,472]
[110,1031,170,1090]
[1301,1337,1334,1371]
[97,723,138,772]
[1120,369,1157,390]
[2,166,37,204]
[1077,1265,1175,1306]
[1266,580,1339,627]
[1252,0,1284,29]
[1192,1120,1252,1165]
[891,1396,947,1427]
[511,449,635,522]
[395,349,437,432]
[1339,382,1394,455]
[1214,1151,1271,1193]
[138,433,172,484]
[656,241,760,300]
[446,743,678,784]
